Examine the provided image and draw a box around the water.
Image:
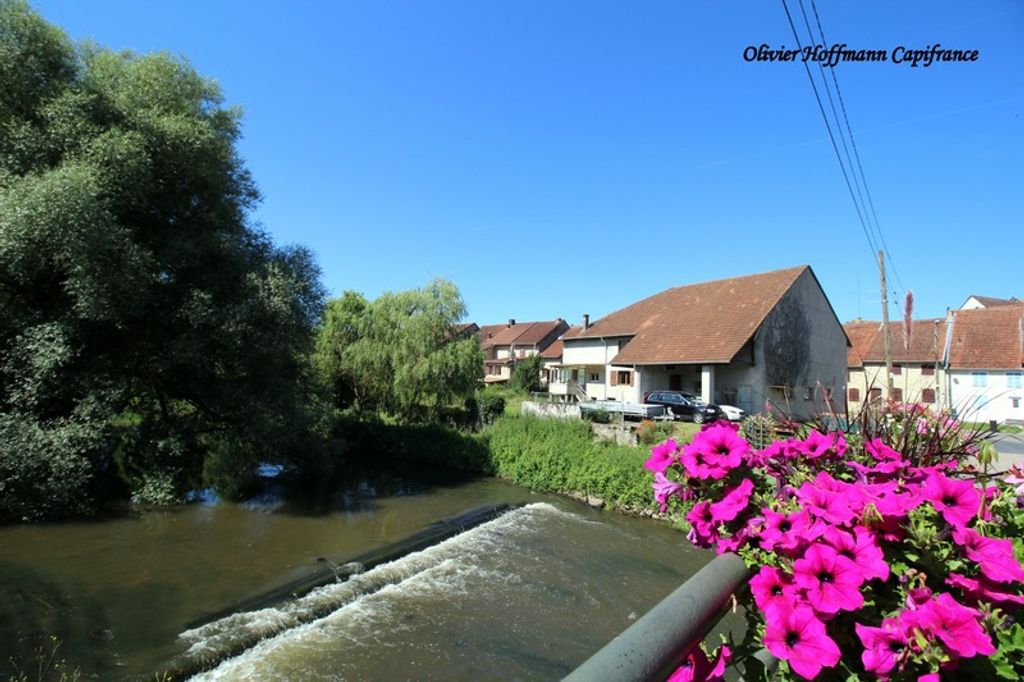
[0,479,711,680]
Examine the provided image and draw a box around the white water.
[185,502,701,680]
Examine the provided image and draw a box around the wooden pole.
[879,250,895,396]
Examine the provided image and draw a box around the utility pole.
[879,250,895,396]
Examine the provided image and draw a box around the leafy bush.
[509,354,544,393]
[487,415,655,512]
[646,403,1024,681]
[476,392,506,426]
[338,415,492,477]
[739,411,776,450]
[637,419,676,446]
[584,407,612,424]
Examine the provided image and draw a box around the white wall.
[948,370,1024,423]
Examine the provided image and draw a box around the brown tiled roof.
[947,306,1024,370]
[964,295,1021,308]
[540,339,564,359]
[844,319,947,367]
[478,324,506,343]
[482,319,568,348]
[570,266,814,365]
[454,322,479,335]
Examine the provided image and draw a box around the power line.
[779,0,880,265]
[807,0,908,295]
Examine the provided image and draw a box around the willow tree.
[315,279,483,421]
[0,0,325,518]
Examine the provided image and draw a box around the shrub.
[584,407,612,424]
[739,412,776,450]
[476,392,506,426]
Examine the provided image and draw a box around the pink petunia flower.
[855,619,909,676]
[822,526,890,582]
[680,424,749,480]
[749,566,799,611]
[799,429,846,460]
[759,509,825,553]
[865,437,904,462]
[797,473,858,525]
[900,592,995,658]
[686,501,718,547]
[666,644,730,682]
[946,573,1024,606]
[921,473,981,527]
[792,543,866,614]
[709,478,754,524]
[952,526,1024,583]
[644,438,681,474]
[763,602,841,679]
[652,472,684,513]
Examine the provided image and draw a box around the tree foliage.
[0,0,326,518]
[315,279,483,421]
[509,353,545,393]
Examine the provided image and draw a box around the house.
[960,295,1021,310]
[547,266,849,418]
[480,318,570,383]
[944,305,1024,423]
[844,318,947,409]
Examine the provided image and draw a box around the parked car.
[718,404,745,422]
[642,391,724,424]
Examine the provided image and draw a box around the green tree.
[509,353,545,393]
[315,279,483,421]
[0,0,326,518]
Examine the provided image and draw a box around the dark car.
[643,390,725,424]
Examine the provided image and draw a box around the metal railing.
[563,553,754,682]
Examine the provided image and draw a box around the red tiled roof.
[540,339,564,359]
[478,324,506,343]
[454,322,479,335]
[569,266,816,365]
[947,306,1024,370]
[844,319,947,367]
[964,295,1021,308]
[482,319,568,348]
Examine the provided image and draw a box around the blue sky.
[33,1,1024,327]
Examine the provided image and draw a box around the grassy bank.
[486,415,660,514]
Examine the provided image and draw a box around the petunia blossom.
[644,438,681,474]
[922,473,980,527]
[666,645,730,682]
[900,592,995,659]
[792,543,866,614]
[709,478,754,524]
[855,620,909,677]
[797,473,858,525]
[652,472,684,513]
[946,573,1024,606]
[952,526,1024,583]
[680,424,749,480]
[763,602,841,679]
[749,565,799,611]
[822,526,890,582]
[759,509,825,553]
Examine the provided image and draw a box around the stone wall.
[521,400,582,420]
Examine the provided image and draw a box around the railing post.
[564,553,750,682]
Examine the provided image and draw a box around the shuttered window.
[849,387,860,402]
[922,388,935,403]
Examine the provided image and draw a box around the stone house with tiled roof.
[480,318,569,383]
[844,318,948,409]
[944,305,1024,423]
[547,266,849,418]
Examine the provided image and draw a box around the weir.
[164,503,517,680]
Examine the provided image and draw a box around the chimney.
[507,318,515,327]
[583,313,590,330]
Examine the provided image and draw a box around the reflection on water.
[0,479,710,680]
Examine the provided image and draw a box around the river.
[0,479,713,680]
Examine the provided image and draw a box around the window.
[921,364,935,376]
[612,370,633,386]
[1012,397,1020,410]
[869,388,882,402]
[803,386,813,400]
[588,372,599,382]
[1007,372,1023,389]
[892,388,903,402]
[849,387,860,402]
[892,364,902,375]
[922,388,935,403]
[972,372,988,388]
